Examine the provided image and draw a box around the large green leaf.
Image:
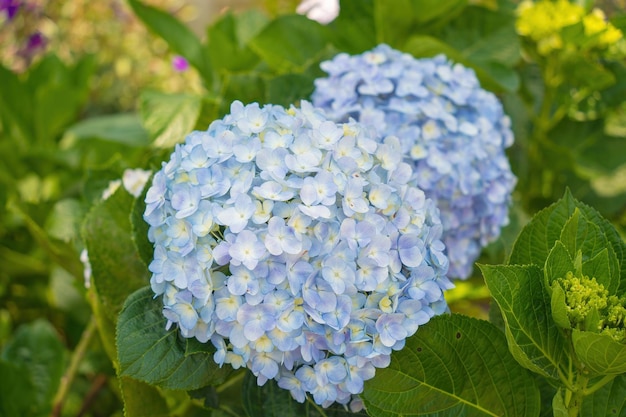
[117,286,232,390]
[0,319,66,417]
[127,0,211,81]
[480,264,568,379]
[249,14,330,73]
[571,330,626,375]
[243,372,367,417]
[83,188,150,320]
[362,314,540,417]
[330,0,376,53]
[63,113,150,147]
[580,373,626,416]
[206,11,267,73]
[139,91,202,149]
[509,191,626,286]
[374,0,468,47]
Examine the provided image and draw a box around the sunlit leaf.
[139,91,202,149]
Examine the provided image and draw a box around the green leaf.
[267,73,317,107]
[509,190,626,288]
[243,372,368,417]
[544,241,576,289]
[131,179,153,268]
[139,91,202,149]
[551,389,569,417]
[330,0,376,53]
[582,249,618,295]
[0,319,66,417]
[580,373,626,416]
[249,14,330,73]
[571,330,626,375]
[25,55,94,145]
[0,361,35,417]
[117,286,232,390]
[558,210,619,293]
[550,282,572,330]
[0,64,34,145]
[44,198,86,243]
[83,188,150,320]
[119,376,170,417]
[63,113,150,147]
[206,11,267,73]
[374,0,468,47]
[480,264,568,379]
[128,0,211,81]
[362,314,540,417]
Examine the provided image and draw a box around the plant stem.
[50,316,98,417]
[584,374,616,396]
[566,374,590,417]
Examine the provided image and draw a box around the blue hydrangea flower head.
[312,44,517,279]
[144,100,452,409]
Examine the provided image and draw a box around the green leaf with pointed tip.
[83,188,150,321]
[582,248,618,294]
[480,264,567,379]
[249,15,330,73]
[580,374,626,416]
[559,210,619,293]
[117,286,232,390]
[550,282,572,330]
[509,191,626,291]
[552,389,569,417]
[571,330,626,375]
[362,314,540,417]
[128,0,211,81]
[544,241,576,289]
[140,91,202,149]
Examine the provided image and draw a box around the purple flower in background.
[171,55,189,72]
[0,0,20,20]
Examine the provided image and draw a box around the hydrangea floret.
[557,271,626,343]
[312,44,516,279]
[143,100,452,409]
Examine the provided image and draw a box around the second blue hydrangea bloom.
[312,44,517,279]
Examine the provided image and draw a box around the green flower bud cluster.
[558,271,626,342]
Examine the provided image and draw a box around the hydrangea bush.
[312,44,517,279]
[143,100,452,407]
